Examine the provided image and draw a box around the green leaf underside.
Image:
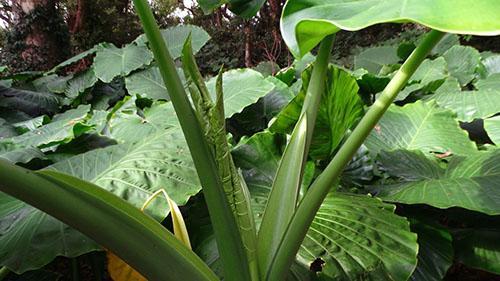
[206,68,276,118]
[125,66,171,100]
[409,222,453,281]
[484,116,500,145]
[375,149,500,215]
[454,229,500,275]
[0,86,60,116]
[107,99,180,143]
[364,101,476,156]
[271,66,363,160]
[442,45,480,86]
[232,132,418,280]
[475,73,500,90]
[482,54,500,76]
[134,25,210,59]
[47,129,200,219]
[0,143,44,164]
[431,88,500,122]
[65,68,98,99]
[281,0,500,56]
[354,46,399,74]
[93,43,153,83]
[0,194,100,273]
[0,105,92,149]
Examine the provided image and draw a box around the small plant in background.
[0,0,499,280]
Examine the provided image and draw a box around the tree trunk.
[5,0,70,71]
[244,21,253,67]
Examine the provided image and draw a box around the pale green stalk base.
[257,35,335,280]
[265,30,445,281]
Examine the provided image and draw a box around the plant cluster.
[0,0,499,280]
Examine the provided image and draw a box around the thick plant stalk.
[265,30,445,281]
[257,35,335,278]
[132,1,252,280]
[0,160,218,281]
[182,39,259,280]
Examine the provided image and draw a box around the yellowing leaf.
[141,189,192,249]
[107,188,192,280]
[107,251,147,281]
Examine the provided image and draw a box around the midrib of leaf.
[406,108,432,149]
[87,130,198,197]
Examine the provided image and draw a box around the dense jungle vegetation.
[0,0,499,280]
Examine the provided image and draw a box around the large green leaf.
[396,57,449,101]
[206,68,276,118]
[0,194,100,273]
[93,43,153,83]
[47,129,200,218]
[64,68,98,99]
[229,77,295,136]
[106,98,180,143]
[475,73,500,90]
[281,0,500,56]
[453,229,500,275]
[1,105,92,149]
[0,143,44,163]
[375,149,500,215]
[0,86,60,116]
[0,118,17,139]
[442,45,481,86]
[411,57,448,85]
[409,222,453,281]
[32,74,73,94]
[353,46,399,74]
[270,66,363,160]
[231,132,418,280]
[364,101,476,156]
[431,88,500,122]
[134,25,210,59]
[482,54,500,76]
[125,67,185,100]
[484,116,500,145]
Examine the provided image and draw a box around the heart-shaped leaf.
[206,68,276,118]
[232,132,418,280]
[364,101,476,156]
[93,43,153,83]
[375,149,500,215]
[134,25,210,59]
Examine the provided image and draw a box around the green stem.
[0,160,217,281]
[132,1,252,280]
[257,35,334,279]
[0,267,9,280]
[300,35,335,155]
[71,258,81,281]
[265,30,445,281]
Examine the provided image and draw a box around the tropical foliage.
[0,0,499,280]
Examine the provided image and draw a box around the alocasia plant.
[0,0,499,280]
